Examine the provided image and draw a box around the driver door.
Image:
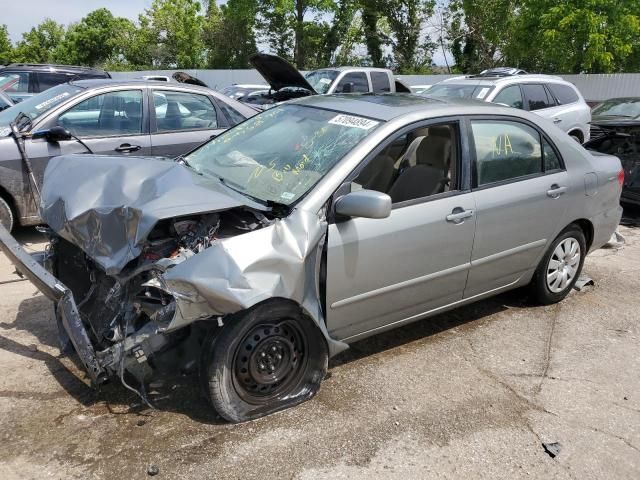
[324,120,476,342]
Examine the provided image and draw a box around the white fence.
[110,70,640,102]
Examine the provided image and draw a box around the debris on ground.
[542,442,562,458]
[573,275,594,291]
[147,464,160,476]
[604,230,625,249]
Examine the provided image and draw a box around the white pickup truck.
[245,54,410,106]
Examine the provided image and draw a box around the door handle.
[553,118,562,124]
[446,208,474,223]
[115,143,141,153]
[546,185,567,198]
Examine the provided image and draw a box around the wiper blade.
[175,155,203,175]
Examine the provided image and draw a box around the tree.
[54,9,134,66]
[204,0,259,68]
[138,0,205,68]
[517,0,640,73]
[0,25,13,65]
[12,19,65,63]
[447,0,519,73]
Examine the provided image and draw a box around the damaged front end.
[46,207,275,387]
[0,153,346,401]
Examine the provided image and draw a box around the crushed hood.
[41,155,265,274]
[249,53,316,93]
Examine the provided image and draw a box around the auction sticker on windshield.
[328,114,379,130]
[35,92,71,111]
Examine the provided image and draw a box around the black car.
[0,79,258,231]
[0,64,111,103]
[585,97,640,206]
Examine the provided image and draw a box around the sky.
[3,0,450,66]
[4,0,153,42]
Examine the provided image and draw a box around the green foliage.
[2,1,638,73]
[205,0,259,68]
[0,25,13,65]
[12,19,65,63]
[54,9,133,66]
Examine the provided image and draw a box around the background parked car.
[221,84,270,102]
[0,79,257,230]
[0,63,110,103]
[425,71,591,143]
[242,53,411,106]
[585,97,640,206]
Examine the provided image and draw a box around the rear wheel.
[201,301,328,423]
[0,197,14,231]
[569,132,583,143]
[530,225,586,305]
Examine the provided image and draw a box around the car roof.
[440,74,567,86]
[314,67,391,73]
[1,63,108,75]
[292,93,512,121]
[69,78,214,92]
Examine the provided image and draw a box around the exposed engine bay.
[47,207,275,397]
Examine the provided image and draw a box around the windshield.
[0,83,83,131]
[184,104,381,205]
[426,83,494,100]
[592,99,640,119]
[304,70,339,94]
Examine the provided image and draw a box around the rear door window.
[471,120,543,185]
[522,84,554,111]
[153,90,218,132]
[335,72,369,93]
[371,72,391,93]
[37,72,72,91]
[547,83,580,105]
[492,85,524,109]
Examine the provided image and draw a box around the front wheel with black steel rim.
[0,197,13,232]
[201,301,328,423]
[530,224,586,305]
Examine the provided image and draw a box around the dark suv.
[0,64,111,103]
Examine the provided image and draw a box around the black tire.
[201,301,328,423]
[530,224,586,305]
[0,196,14,232]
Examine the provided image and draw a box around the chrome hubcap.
[546,237,581,293]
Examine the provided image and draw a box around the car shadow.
[330,288,526,367]
[0,288,529,425]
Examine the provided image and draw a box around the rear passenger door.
[150,89,227,157]
[465,117,569,298]
[521,84,557,121]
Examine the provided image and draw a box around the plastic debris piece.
[542,442,561,458]
[604,230,625,249]
[147,464,159,476]
[573,275,594,291]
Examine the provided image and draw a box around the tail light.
[617,169,625,186]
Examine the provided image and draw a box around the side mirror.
[341,82,354,93]
[335,189,391,219]
[31,125,72,142]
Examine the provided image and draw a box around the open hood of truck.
[40,155,266,274]
[249,53,317,93]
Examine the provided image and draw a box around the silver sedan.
[0,94,623,422]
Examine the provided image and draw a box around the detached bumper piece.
[0,224,107,385]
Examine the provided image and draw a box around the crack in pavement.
[536,302,562,396]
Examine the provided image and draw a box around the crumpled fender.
[159,208,348,357]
